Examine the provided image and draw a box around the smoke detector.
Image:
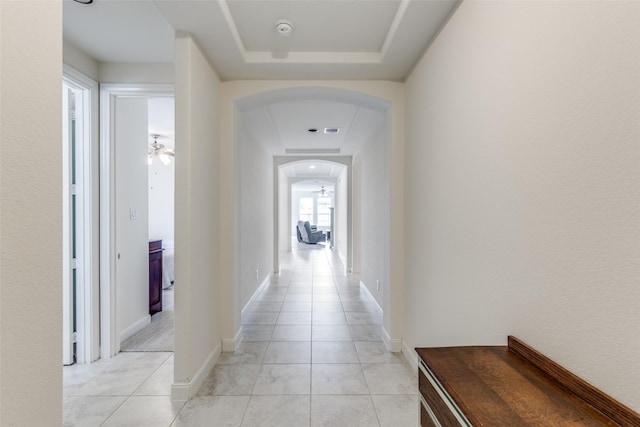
[275,20,293,36]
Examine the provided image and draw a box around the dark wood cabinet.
[416,337,636,427]
[148,239,163,315]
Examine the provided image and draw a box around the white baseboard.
[119,314,150,342]
[241,274,271,317]
[382,326,402,353]
[222,326,243,352]
[171,342,221,401]
[359,281,383,317]
[337,251,347,272]
[402,339,418,371]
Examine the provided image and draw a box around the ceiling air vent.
[324,128,340,134]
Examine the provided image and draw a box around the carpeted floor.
[120,287,174,352]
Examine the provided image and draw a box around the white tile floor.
[63,242,418,426]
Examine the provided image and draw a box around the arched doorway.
[274,158,351,274]
[223,83,404,354]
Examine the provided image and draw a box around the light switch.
[130,208,138,220]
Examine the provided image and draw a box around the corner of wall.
[222,326,243,353]
[382,327,403,353]
[171,342,221,401]
[63,40,99,81]
[401,339,418,371]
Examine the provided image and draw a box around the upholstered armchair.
[296,220,327,244]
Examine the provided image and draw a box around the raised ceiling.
[240,100,385,156]
[236,87,388,156]
[63,0,460,81]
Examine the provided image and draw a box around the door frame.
[62,64,100,363]
[99,84,174,358]
[273,157,353,273]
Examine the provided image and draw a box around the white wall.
[335,168,349,268]
[99,62,173,84]
[278,168,289,253]
[351,154,361,274]
[0,1,62,424]
[173,34,222,399]
[63,40,99,82]
[404,1,640,411]
[148,155,175,244]
[358,130,387,308]
[62,44,173,86]
[237,124,274,309]
[115,98,150,340]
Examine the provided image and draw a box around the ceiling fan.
[148,134,174,165]
[315,186,333,198]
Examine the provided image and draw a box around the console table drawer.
[420,394,441,427]
[419,359,470,427]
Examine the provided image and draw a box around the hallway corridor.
[64,243,417,426]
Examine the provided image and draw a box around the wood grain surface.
[416,338,636,426]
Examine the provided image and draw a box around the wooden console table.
[417,336,640,426]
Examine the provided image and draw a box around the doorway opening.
[99,84,174,359]
[119,97,176,353]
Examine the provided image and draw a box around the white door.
[63,69,99,365]
[114,97,150,346]
[62,84,81,365]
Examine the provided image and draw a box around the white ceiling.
[237,86,388,157]
[148,97,175,148]
[63,0,175,63]
[63,0,460,81]
[282,161,343,179]
[240,100,385,156]
[64,0,458,172]
[292,179,336,193]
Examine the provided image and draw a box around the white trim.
[171,342,221,401]
[358,280,401,353]
[223,326,243,353]
[273,156,352,274]
[338,250,348,273]
[119,315,151,342]
[62,83,73,365]
[382,327,402,353]
[241,274,271,317]
[402,339,419,371]
[218,0,405,65]
[63,64,100,364]
[99,84,174,359]
[359,281,383,317]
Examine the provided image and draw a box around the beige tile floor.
[64,243,418,426]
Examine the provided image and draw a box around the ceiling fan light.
[159,154,172,165]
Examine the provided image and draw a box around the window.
[299,197,314,222]
[317,197,331,227]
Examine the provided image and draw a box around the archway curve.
[234,86,390,114]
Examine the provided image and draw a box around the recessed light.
[324,128,340,134]
[308,128,319,133]
[309,165,316,169]
[73,0,93,3]
[276,19,293,36]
